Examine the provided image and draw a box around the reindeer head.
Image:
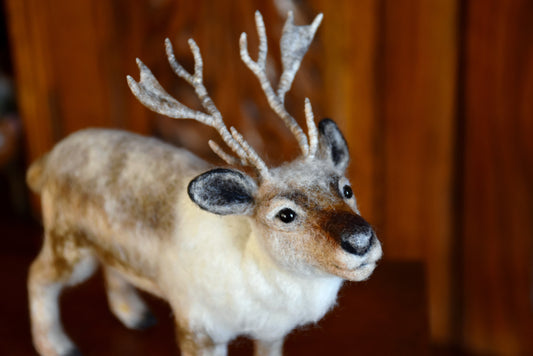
[127,11,382,281]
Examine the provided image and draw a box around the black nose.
[341,231,375,256]
[324,212,376,256]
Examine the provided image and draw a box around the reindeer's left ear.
[318,118,350,172]
[188,168,257,215]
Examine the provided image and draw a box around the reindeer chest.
[161,215,343,342]
[242,273,343,337]
[207,272,343,342]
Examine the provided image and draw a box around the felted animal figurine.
[27,11,382,356]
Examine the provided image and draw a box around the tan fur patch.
[175,322,217,355]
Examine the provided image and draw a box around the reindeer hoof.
[133,310,157,330]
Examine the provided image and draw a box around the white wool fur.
[159,194,343,343]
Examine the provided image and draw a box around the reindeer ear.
[188,168,257,215]
[318,118,350,172]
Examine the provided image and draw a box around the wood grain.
[462,0,533,353]
[5,0,57,164]
[380,0,458,343]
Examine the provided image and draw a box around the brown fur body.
[29,129,210,284]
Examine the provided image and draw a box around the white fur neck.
[238,224,344,339]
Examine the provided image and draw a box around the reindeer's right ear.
[318,118,350,172]
[188,168,257,215]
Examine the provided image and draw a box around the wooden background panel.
[462,0,533,353]
[4,0,57,165]
[380,0,458,344]
[5,0,155,164]
[45,1,111,133]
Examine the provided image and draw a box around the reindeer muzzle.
[325,212,376,256]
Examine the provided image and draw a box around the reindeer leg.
[28,231,97,356]
[254,338,284,356]
[175,322,227,356]
[104,267,156,330]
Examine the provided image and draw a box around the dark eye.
[276,208,297,223]
[343,185,353,199]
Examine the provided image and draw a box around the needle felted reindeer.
[27,11,382,356]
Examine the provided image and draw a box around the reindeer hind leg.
[28,230,98,356]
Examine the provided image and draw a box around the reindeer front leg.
[254,338,284,356]
[175,322,228,356]
[104,267,157,330]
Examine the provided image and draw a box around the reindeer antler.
[127,11,322,175]
[127,38,269,176]
[240,11,322,159]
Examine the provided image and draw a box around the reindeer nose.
[325,212,376,256]
[341,229,375,256]
[325,212,375,256]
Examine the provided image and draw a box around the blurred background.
[0,0,531,354]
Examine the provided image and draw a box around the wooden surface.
[461,0,533,353]
[3,0,533,353]
[0,218,428,356]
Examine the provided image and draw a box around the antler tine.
[229,127,269,175]
[240,11,311,157]
[165,38,268,170]
[126,59,213,125]
[208,140,241,166]
[128,38,269,176]
[165,38,222,123]
[304,98,319,159]
[166,39,221,121]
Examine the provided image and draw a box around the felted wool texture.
[188,168,257,216]
[28,127,382,356]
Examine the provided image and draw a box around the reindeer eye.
[276,208,297,223]
[343,185,353,199]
